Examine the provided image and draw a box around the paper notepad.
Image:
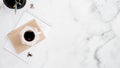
[4,12,50,63]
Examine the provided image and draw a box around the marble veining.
[92,0,120,22]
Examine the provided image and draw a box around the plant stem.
[15,0,18,14]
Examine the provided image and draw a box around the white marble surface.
[0,0,120,68]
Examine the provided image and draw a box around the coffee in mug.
[24,31,35,42]
[20,26,41,46]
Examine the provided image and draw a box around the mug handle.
[38,32,41,35]
[34,28,41,35]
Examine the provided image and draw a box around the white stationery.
[4,11,50,63]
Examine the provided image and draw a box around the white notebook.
[4,11,50,63]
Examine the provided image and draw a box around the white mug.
[20,26,41,46]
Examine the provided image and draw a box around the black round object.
[3,0,26,9]
[24,31,35,42]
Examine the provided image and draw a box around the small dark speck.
[73,17,79,22]
[101,33,105,36]
[30,4,35,9]
[86,37,90,40]
[27,52,32,57]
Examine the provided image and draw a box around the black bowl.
[3,0,26,9]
